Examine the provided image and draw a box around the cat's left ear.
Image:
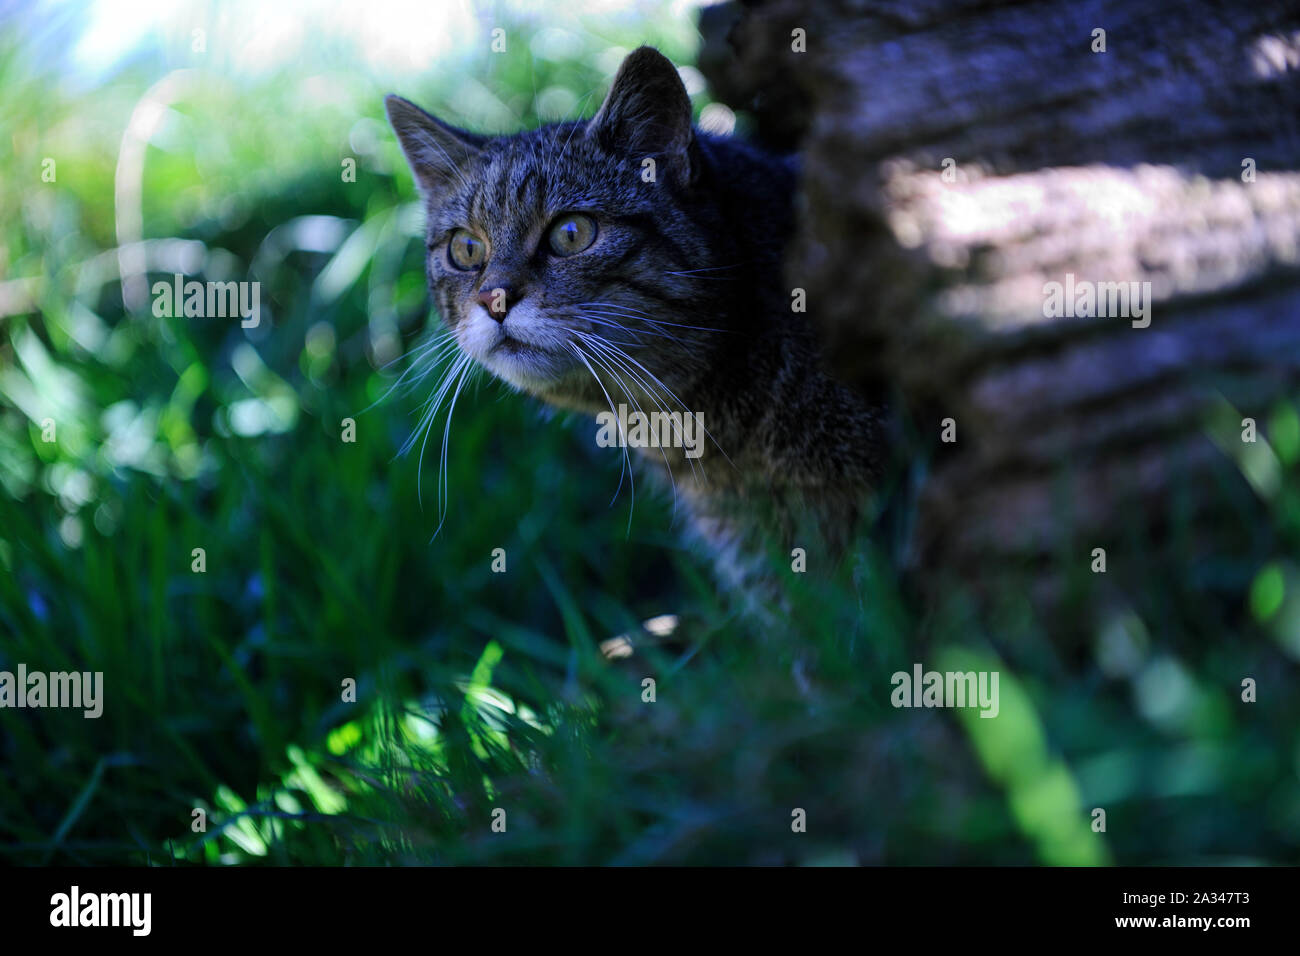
[385,95,486,195]
[587,46,696,186]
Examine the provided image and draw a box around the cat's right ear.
[385,95,485,195]
[586,47,695,185]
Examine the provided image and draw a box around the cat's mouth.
[491,334,534,356]
[458,302,577,391]
[479,341,576,393]
[483,324,564,366]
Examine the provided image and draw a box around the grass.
[2,0,1299,866]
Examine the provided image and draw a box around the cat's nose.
[476,285,518,322]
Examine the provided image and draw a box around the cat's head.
[386,46,721,404]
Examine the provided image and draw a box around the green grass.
[2,1,1299,865]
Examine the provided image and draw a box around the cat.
[386,46,887,602]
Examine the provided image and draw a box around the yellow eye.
[448,229,487,270]
[547,213,597,257]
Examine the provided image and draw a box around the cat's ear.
[385,95,485,195]
[587,46,695,184]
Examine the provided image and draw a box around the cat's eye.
[447,229,487,270]
[547,214,598,257]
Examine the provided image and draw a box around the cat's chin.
[479,347,580,395]
[484,357,603,411]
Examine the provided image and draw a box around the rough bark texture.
[699,0,1300,599]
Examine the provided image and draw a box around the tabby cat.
[386,46,886,595]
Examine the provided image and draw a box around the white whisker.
[578,335,681,514]
[575,330,735,473]
[575,331,700,493]
[405,352,472,513]
[432,358,476,539]
[361,329,460,416]
[568,341,636,534]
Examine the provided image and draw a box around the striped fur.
[387,47,888,591]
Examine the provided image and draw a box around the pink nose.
[476,286,516,321]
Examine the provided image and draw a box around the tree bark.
[700,0,1300,598]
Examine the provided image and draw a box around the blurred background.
[1,0,1297,865]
